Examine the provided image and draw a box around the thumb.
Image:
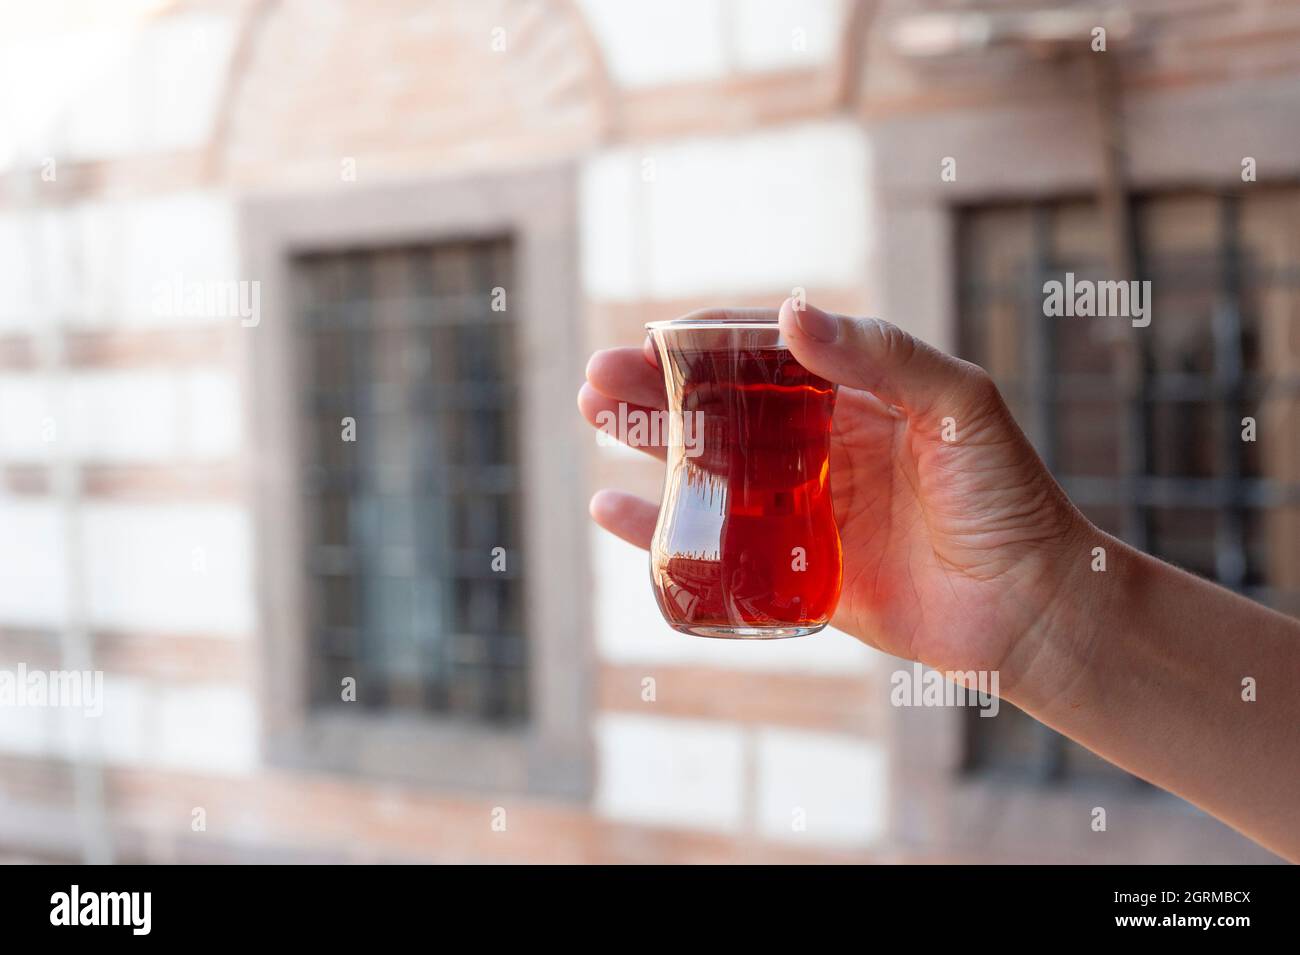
[779,298,989,419]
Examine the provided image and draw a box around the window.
[957,189,1300,783]
[293,241,526,723]
[245,167,590,795]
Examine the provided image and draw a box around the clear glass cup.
[645,316,842,639]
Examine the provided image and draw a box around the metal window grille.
[958,190,1300,783]
[292,239,527,723]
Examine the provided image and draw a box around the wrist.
[1000,514,1131,717]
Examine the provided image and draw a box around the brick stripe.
[0,464,242,500]
[0,628,251,684]
[598,663,884,736]
[0,326,239,371]
[617,68,838,143]
[0,757,887,864]
[0,336,37,369]
[82,464,243,500]
[65,325,241,368]
[0,465,50,496]
[92,631,253,684]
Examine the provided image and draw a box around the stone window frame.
[240,164,593,798]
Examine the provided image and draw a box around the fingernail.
[795,302,839,343]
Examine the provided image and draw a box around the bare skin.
[579,299,1300,862]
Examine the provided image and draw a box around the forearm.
[1007,523,1300,861]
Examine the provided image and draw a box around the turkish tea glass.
[646,316,842,639]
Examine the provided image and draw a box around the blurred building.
[0,0,1296,863]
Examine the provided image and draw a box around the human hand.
[582,300,1300,860]
[578,300,1090,690]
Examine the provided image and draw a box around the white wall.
[0,12,237,171]
[0,189,254,773]
[581,120,873,301]
[595,712,888,848]
[575,0,847,89]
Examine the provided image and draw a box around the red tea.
[649,341,842,638]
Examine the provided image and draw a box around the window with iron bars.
[957,189,1300,784]
[292,239,527,724]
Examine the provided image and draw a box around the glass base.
[671,623,827,640]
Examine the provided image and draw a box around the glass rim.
[645,317,779,331]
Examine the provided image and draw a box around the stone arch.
[216,0,616,186]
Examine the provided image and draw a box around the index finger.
[586,346,667,410]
